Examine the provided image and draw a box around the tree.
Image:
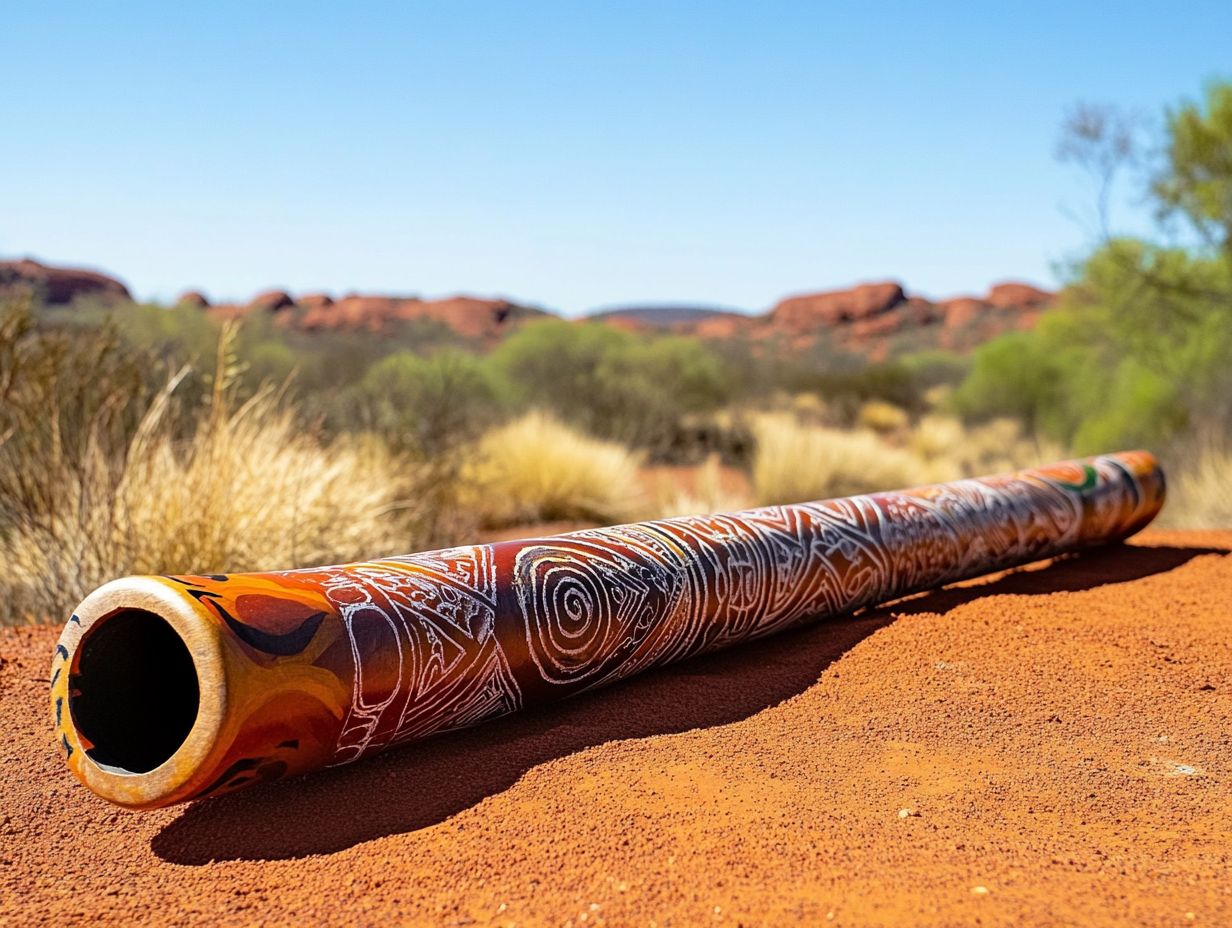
[1155,82,1232,253]
[954,80,1232,452]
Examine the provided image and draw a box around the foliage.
[344,349,506,457]
[0,318,425,622]
[0,296,157,542]
[952,242,1228,453]
[1155,81,1232,250]
[491,319,731,456]
[772,352,949,425]
[953,79,1232,455]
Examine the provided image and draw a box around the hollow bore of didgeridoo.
[51,450,1164,809]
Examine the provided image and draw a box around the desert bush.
[270,317,471,404]
[492,319,730,455]
[907,413,969,465]
[777,357,930,424]
[899,350,970,393]
[0,321,426,623]
[0,297,157,532]
[332,348,509,546]
[344,348,506,457]
[110,301,222,373]
[462,411,644,527]
[950,290,1194,453]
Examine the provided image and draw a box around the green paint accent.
[1056,464,1098,493]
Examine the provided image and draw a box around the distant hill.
[587,305,750,329]
[9,255,1055,357]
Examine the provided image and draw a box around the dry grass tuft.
[463,411,645,527]
[644,454,753,520]
[750,413,936,505]
[1158,440,1232,529]
[909,414,1068,480]
[1,395,413,622]
[0,322,417,623]
[749,411,1074,507]
[856,399,909,433]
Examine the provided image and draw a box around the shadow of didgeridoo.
[152,542,1222,864]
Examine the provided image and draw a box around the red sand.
[3,530,1230,926]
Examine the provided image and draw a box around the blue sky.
[3,2,1229,314]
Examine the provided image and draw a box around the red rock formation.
[770,281,905,331]
[938,297,987,329]
[176,290,210,308]
[293,293,540,340]
[986,281,1052,309]
[690,313,757,339]
[329,295,400,327]
[849,312,907,339]
[409,296,526,340]
[8,253,1052,359]
[0,258,131,304]
[249,289,295,312]
[297,293,334,310]
[902,297,941,326]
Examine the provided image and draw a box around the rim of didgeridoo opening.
[50,577,228,808]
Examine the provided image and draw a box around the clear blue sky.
[3,2,1229,315]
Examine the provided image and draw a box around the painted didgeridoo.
[52,450,1164,808]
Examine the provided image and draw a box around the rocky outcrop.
[299,294,522,339]
[175,290,210,308]
[986,281,1052,309]
[414,296,526,340]
[248,289,295,312]
[685,312,755,339]
[296,292,334,311]
[769,281,906,331]
[0,258,131,304]
[938,297,987,329]
[683,279,1055,358]
[13,255,1053,358]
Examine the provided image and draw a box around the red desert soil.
[2,530,1230,926]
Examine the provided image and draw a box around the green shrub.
[492,319,731,456]
[344,349,506,457]
[951,239,1230,453]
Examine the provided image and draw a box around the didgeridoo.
[52,450,1164,809]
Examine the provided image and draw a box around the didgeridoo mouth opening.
[70,609,200,775]
[53,577,230,808]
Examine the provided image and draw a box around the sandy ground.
[2,529,1230,926]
